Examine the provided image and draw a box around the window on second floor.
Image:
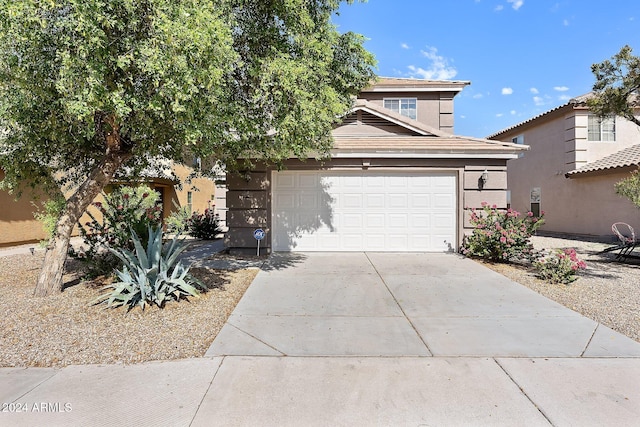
[512,135,524,145]
[383,98,417,120]
[588,115,616,141]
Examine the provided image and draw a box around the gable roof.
[344,99,448,137]
[565,144,640,177]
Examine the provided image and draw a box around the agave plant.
[93,226,205,310]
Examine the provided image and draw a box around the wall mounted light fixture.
[480,169,489,185]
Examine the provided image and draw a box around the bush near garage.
[462,202,545,263]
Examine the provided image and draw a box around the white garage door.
[272,171,457,252]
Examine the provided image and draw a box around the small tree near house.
[588,45,640,209]
[0,0,376,296]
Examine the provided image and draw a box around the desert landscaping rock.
[0,235,637,368]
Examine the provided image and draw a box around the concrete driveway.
[3,252,640,426]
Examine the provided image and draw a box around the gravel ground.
[0,252,257,368]
[479,235,640,343]
[1,235,638,368]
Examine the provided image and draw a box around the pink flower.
[500,236,507,243]
[481,201,488,207]
[142,193,149,199]
[527,211,533,217]
[93,202,102,208]
[123,194,129,199]
[492,204,497,209]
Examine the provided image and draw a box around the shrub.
[186,208,221,240]
[93,226,205,310]
[70,185,162,277]
[33,197,66,247]
[462,203,545,262]
[165,200,191,235]
[534,248,587,284]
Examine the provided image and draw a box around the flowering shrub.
[186,208,222,240]
[70,185,162,277]
[461,202,545,262]
[534,248,587,284]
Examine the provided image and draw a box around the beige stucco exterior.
[489,102,640,239]
[0,164,215,247]
[226,78,524,253]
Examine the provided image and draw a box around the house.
[488,94,640,239]
[225,77,526,253]
[0,163,215,247]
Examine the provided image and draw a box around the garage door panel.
[387,194,409,209]
[272,171,456,252]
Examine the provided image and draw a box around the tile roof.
[565,144,640,177]
[362,77,470,92]
[333,135,526,154]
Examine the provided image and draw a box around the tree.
[615,170,640,209]
[588,46,640,208]
[588,45,640,127]
[0,0,376,296]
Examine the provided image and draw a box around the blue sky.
[332,0,640,137]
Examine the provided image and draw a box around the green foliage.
[33,197,66,247]
[534,248,587,284]
[93,226,205,310]
[0,0,376,195]
[462,203,545,262]
[588,45,640,127]
[186,208,222,240]
[71,185,161,277]
[615,170,640,208]
[165,200,191,235]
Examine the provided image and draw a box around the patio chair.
[601,222,638,261]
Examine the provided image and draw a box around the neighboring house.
[0,163,215,247]
[226,77,526,253]
[488,94,640,239]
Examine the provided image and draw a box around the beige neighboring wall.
[0,169,49,246]
[495,107,640,238]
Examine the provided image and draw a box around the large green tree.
[588,45,640,127]
[588,46,640,208]
[0,0,376,296]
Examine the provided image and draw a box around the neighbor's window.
[187,191,193,212]
[588,115,616,141]
[384,98,417,120]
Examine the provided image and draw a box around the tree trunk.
[34,151,131,296]
[34,113,131,296]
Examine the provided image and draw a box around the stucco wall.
[496,108,640,239]
[358,91,456,133]
[1,164,214,247]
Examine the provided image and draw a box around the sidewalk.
[2,252,639,426]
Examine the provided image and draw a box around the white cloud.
[494,5,504,11]
[507,0,524,10]
[473,93,484,99]
[460,115,467,119]
[558,94,571,101]
[496,113,504,117]
[554,86,569,92]
[511,110,517,115]
[401,43,410,50]
[502,87,513,95]
[530,87,539,94]
[563,19,569,26]
[533,96,545,106]
[406,46,457,80]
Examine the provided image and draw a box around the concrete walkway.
[2,253,640,426]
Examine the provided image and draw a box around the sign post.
[253,228,265,256]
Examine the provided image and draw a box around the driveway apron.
[208,252,640,358]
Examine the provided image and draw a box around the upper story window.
[588,115,616,141]
[512,135,524,144]
[383,98,417,120]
